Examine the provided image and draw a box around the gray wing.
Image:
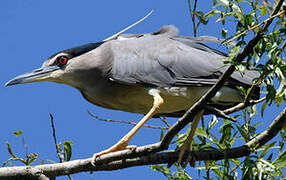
[109,26,258,88]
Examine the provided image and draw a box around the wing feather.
[109,26,259,88]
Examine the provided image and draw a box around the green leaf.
[248,105,257,118]
[149,165,171,177]
[195,127,208,138]
[273,149,286,164]
[234,124,248,141]
[208,115,218,130]
[231,159,240,167]
[261,101,267,117]
[229,136,237,146]
[27,153,38,165]
[160,128,164,141]
[13,130,23,137]
[259,142,276,158]
[213,0,217,6]
[6,141,17,158]
[267,153,273,161]
[194,11,209,24]
[259,159,275,169]
[213,168,224,178]
[219,120,233,133]
[258,5,268,17]
[64,141,73,161]
[245,14,254,26]
[253,122,263,128]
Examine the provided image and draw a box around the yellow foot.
[91,143,137,165]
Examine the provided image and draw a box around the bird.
[5,25,260,164]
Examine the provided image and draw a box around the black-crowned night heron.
[5,25,259,164]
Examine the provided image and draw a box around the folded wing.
[110,26,259,89]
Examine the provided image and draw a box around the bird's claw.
[91,144,137,166]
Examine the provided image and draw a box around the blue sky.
[0,0,285,179]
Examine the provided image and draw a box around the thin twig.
[49,113,63,163]
[87,110,168,130]
[50,114,74,180]
[227,10,285,43]
[223,97,266,114]
[160,117,171,128]
[188,0,198,37]
[204,106,237,122]
[243,82,260,105]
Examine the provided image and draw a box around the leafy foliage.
[150,164,192,180]
[3,130,73,168]
[2,130,39,167]
[150,0,286,179]
[56,141,73,162]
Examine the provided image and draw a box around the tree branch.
[204,106,237,122]
[1,107,285,178]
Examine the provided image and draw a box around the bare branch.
[223,97,266,114]
[49,113,62,163]
[159,117,171,128]
[188,0,199,37]
[204,106,237,122]
[88,111,168,130]
[49,114,73,180]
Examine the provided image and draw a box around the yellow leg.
[177,109,204,167]
[92,89,164,163]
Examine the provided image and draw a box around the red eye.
[58,56,68,66]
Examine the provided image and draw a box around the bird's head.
[5,42,105,88]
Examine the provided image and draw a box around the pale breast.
[80,81,243,115]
